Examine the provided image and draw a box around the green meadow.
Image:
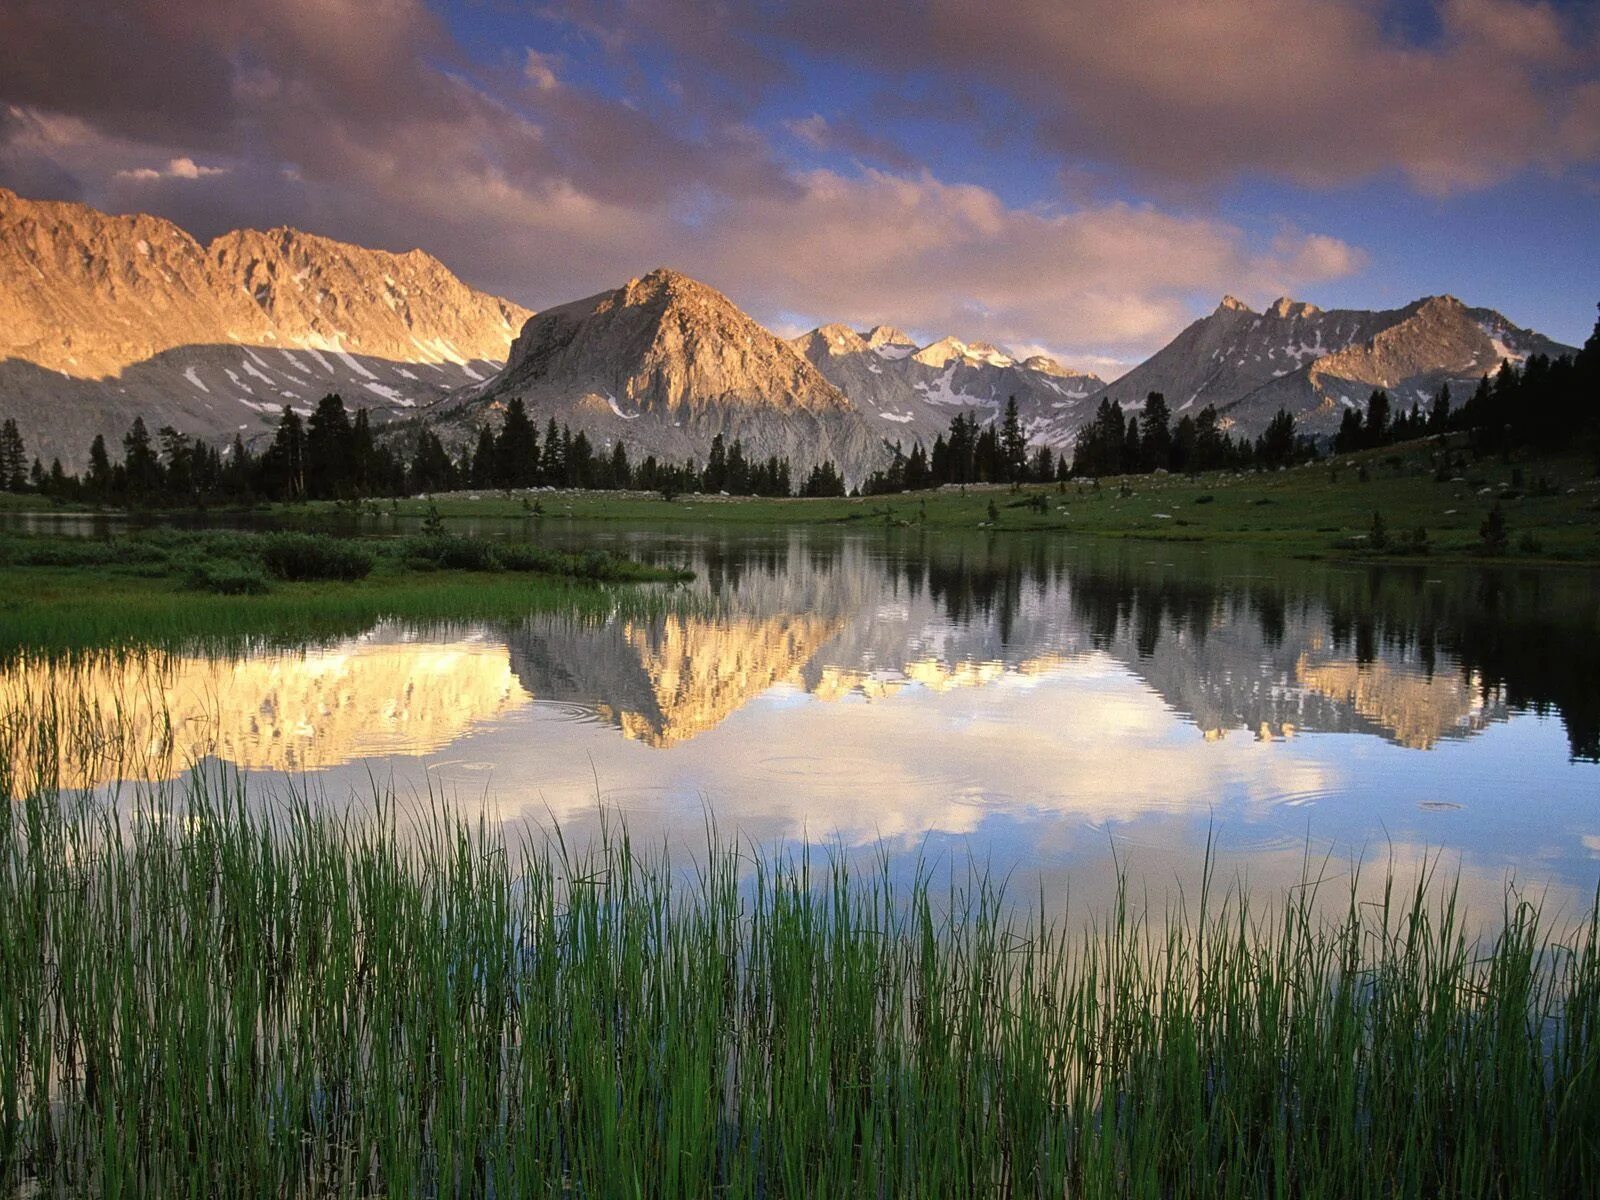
[0,528,689,659]
[309,440,1600,564]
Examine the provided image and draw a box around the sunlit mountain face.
[6,528,1596,899]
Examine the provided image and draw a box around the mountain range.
[0,187,1577,476]
[789,324,1104,451]
[0,187,528,466]
[1089,293,1573,438]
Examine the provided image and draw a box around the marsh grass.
[1,698,1597,1197]
[0,529,687,591]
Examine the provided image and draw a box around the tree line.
[5,306,1594,506]
[0,395,856,506]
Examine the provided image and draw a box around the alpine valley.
[0,188,1575,478]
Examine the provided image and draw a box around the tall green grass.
[1,727,1596,1195]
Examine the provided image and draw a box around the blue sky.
[1,0,1596,370]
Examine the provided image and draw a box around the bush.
[401,535,500,571]
[181,558,271,595]
[494,544,562,573]
[258,532,373,582]
[1479,504,1509,556]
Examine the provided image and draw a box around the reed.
[0,714,1596,1196]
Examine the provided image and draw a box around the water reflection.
[5,528,1598,892]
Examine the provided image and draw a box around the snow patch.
[362,381,413,406]
[605,393,641,420]
[873,344,914,360]
[183,366,209,393]
[304,348,336,374]
[913,364,994,407]
[224,368,252,393]
[878,412,915,424]
[334,349,377,380]
[240,357,276,387]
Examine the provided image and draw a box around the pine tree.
[86,435,112,500]
[350,409,376,496]
[0,419,26,491]
[122,416,162,500]
[541,419,562,484]
[1140,392,1172,472]
[1000,396,1028,482]
[609,440,632,489]
[306,394,354,499]
[471,426,498,488]
[1362,390,1391,449]
[261,410,306,501]
[495,398,538,487]
[1254,409,1297,468]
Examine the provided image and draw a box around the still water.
[8,524,1599,907]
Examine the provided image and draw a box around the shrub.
[495,544,562,573]
[1479,504,1509,555]
[258,532,373,582]
[401,535,499,571]
[181,558,271,595]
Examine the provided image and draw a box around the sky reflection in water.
[12,528,1599,911]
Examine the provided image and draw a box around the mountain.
[792,323,1104,449]
[0,188,530,466]
[453,269,889,481]
[1076,293,1574,442]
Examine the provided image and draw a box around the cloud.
[549,0,1600,195]
[0,0,1364,365]
[684,169,1363,359]
[115,156,229,182]
[782,114,919,172]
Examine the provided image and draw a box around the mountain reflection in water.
[6,529,1597,890]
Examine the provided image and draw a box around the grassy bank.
[339,440,1600,563]
[0,528,689,660]
[5,438,1595,562]
[0,752,1595,1196]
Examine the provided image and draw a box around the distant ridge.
[0,187,530,466]
[1068,292,1575,442]
[790,324,1105,450]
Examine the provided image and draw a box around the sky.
[1,0,1597,374]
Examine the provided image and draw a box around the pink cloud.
[0,0,1367,365]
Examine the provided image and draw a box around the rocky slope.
[455,269,889,481]
[792,323,1104,449]
[0,187,530,466]
[1070,293,1573,444]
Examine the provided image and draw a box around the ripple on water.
[526,699,604,726]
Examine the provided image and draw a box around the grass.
[322,439,1600,564]
[1,695,1598,1197]
[0,528,692,661]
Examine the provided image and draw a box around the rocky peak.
[864,325,914,349]
[911,336,970,368]
[1216,294,1253,314]
[817,323,869,354]
[497,267,852,416]
[1267,297,1321,320]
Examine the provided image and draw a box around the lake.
[7,520,1599,911]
